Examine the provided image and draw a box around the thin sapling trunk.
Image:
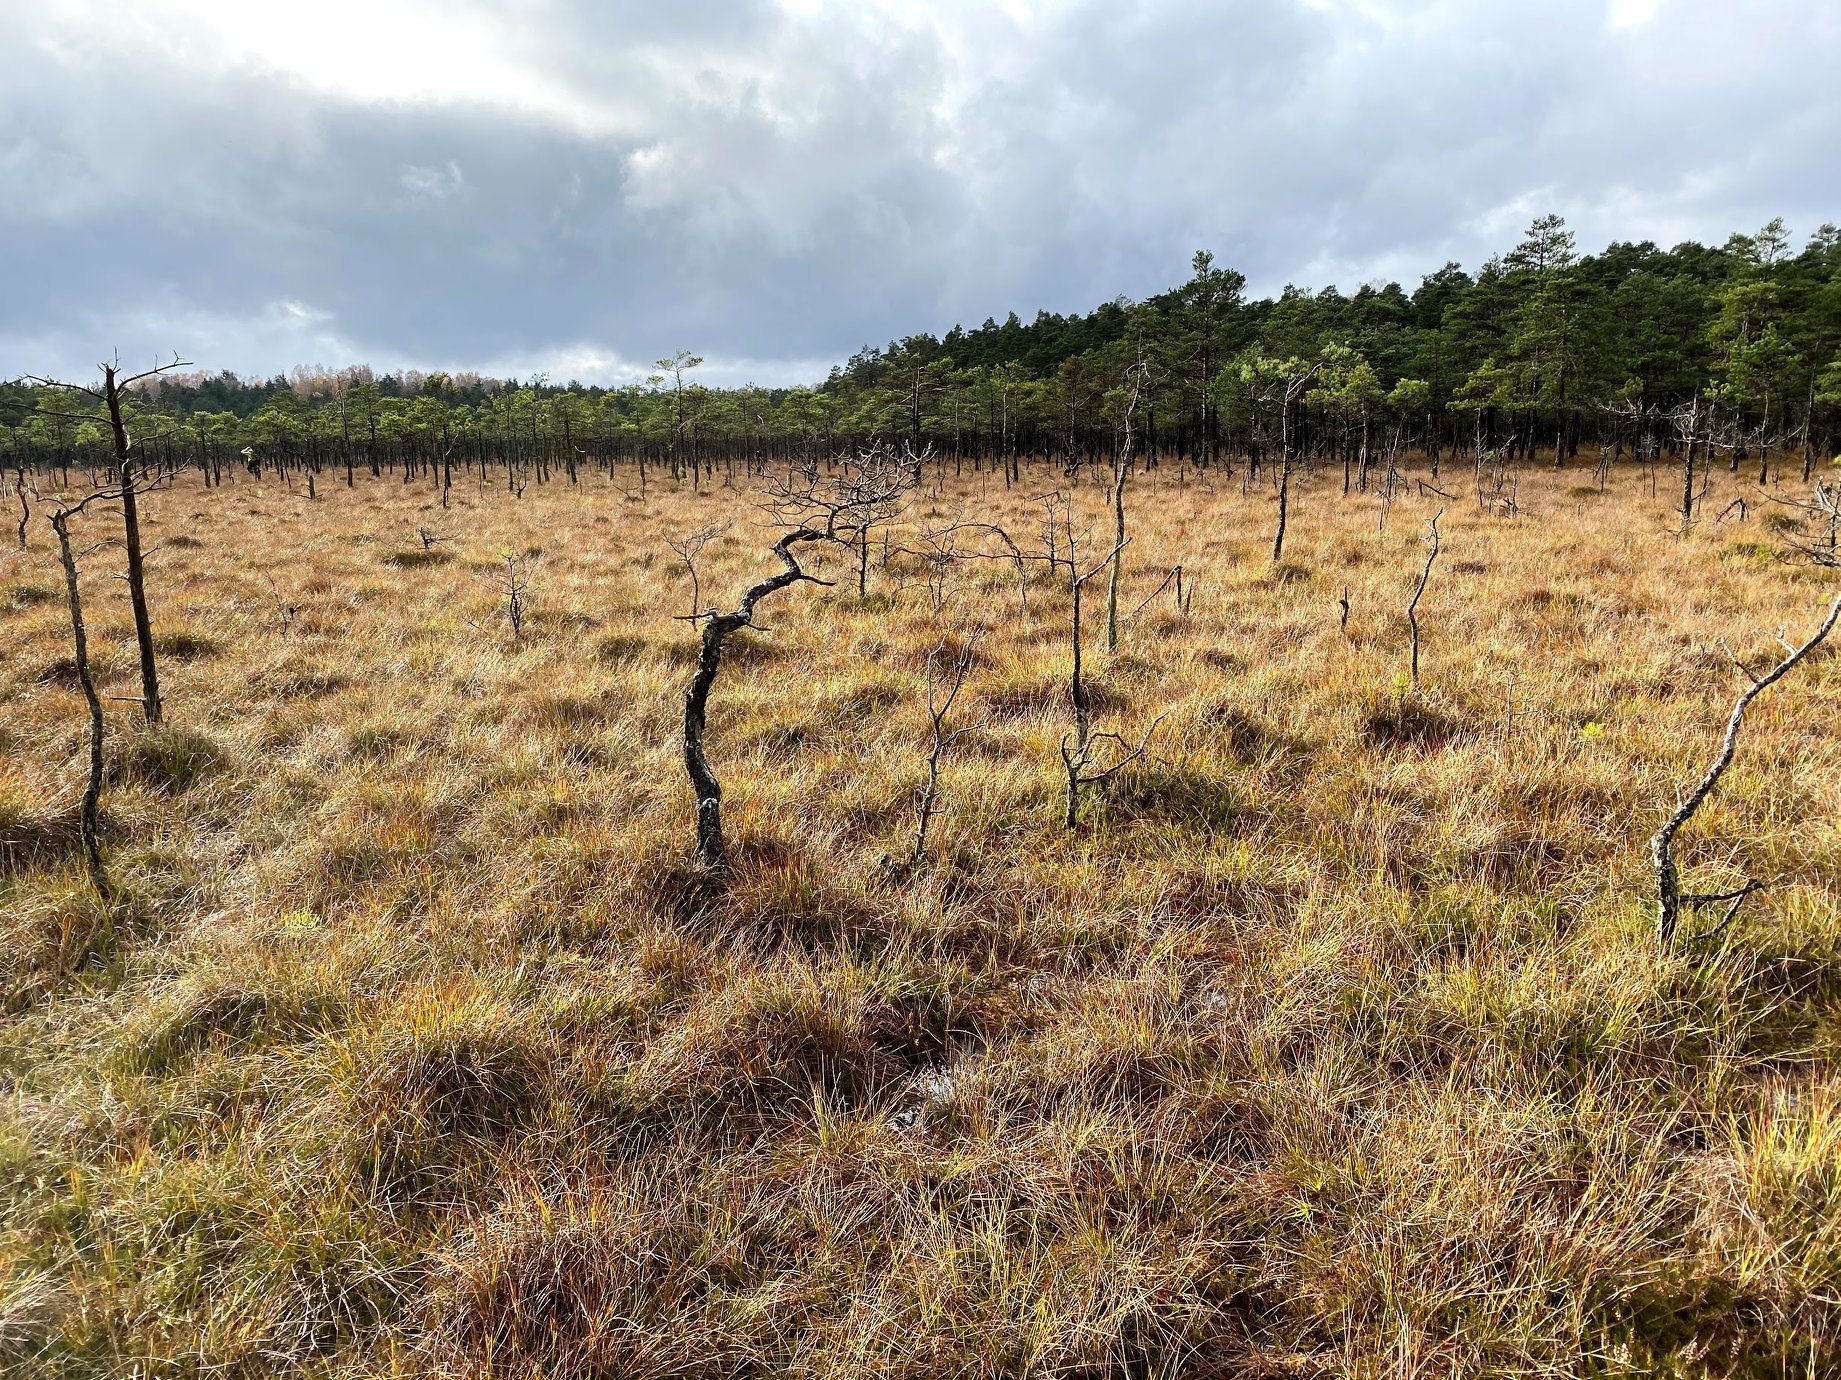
[51,507,111,901]
[1407,509,1442,686]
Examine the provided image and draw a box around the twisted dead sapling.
[680,447,917,868]
[262,571,299,638]
[891,516,1030,615]
[902,517,1034,614]
[905,525,969,615]
[1667,395,1720,536]
[1650,590,1841,946]
[1231,352,1326,564]
[682,531,832,867]
[1124,565,1192,621]
[824,440,929,597]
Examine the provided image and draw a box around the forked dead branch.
[1651,589,1841,946]
[664,519,732,619]
[904,630,981,870]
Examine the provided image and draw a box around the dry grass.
[1,459,1839,1377]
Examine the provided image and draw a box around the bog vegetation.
[2,216,1841,1377]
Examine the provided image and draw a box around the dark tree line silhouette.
[7,216,1841,490]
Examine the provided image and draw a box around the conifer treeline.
[6,215,1840,486]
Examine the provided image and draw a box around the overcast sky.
[3,0,1836,388]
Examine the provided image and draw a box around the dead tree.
[907,632,980,868]
[262,571,299,638]
[47,493,118,901]
[894,523,972,615]
[1105,354,1148,653]
[1651,590,1841,946]
[1763,480,1839,568]
[914,529,965,615]
[897,519,1033,615]
[1125,565,1189,621]
[682,531,830,866]
[14,467,30,548]
[681,447,916,868]
[1272,361,1326,564]
[665,519,731,619]
[1668,395,1705,535]
[489,554,534,642]
[1406,509,1443,686]
[1056,510,1163,828]
[439,438,459,510]
[20,356,192,725]
[1476,454,1521,519]
[857,442,929,596]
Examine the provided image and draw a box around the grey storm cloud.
[2,0,1836,387]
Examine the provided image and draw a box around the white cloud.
[1606,0,1665,31]
[400,161,467,201]
[34,0,641,136]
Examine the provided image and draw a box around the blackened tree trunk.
[683,531,829,867]
[103,365,161,725]
[51,508,111,901]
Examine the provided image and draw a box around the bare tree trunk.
[683,531,830,867]
[1273,403,1293,564]
[1407,510,1443,685]
[51,510,111,901]
[1060,526,1158,829]
[1802,376,1817,484]
[1065,574,1090,829]
[1105,364,1144,654]
[104,366,162,725]
[1272,363,1323,564]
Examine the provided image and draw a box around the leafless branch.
[1652,590,1841,945]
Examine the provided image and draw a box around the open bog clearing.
[8,3,1840,1371]
[3,459,1838,1377]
